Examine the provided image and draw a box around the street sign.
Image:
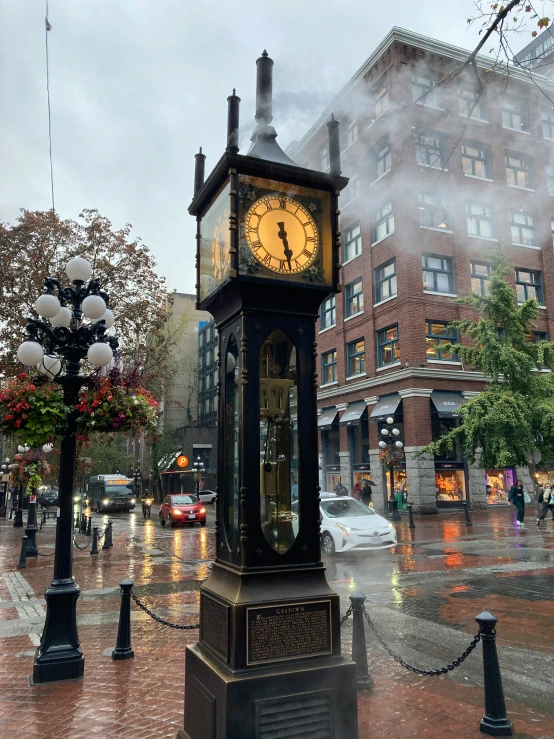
[29,495,37,504]
[176,455,189,468]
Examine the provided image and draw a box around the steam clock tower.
[179,52,358,739]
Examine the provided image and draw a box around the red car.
[159,494,206,527]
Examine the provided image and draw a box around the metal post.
[86,516,92,536]
[408,503,415,528]
[349,593,373,690]
[463,501,473,527]
[112,580,134,660]
[17,536,28,569]
[102,520,113,549]
[90,527,99,556]
[13,486,23,527]
[25,498,38,557]
[475,612,513,737]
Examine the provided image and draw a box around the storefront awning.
[431,391,465,418]
[369,393,401,421]
[340,401,367,426]
[318,407,338,430]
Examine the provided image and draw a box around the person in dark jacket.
[361,482,372,507]
[508,479,526,526]
[536,486,553,524]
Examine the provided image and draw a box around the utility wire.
[45,1,54,215]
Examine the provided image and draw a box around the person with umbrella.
[361,479,374,507]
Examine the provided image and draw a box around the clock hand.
[277,222,292,270]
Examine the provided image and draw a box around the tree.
[0,209,167,379]
[149,426,181,502]
[419,251,554,479]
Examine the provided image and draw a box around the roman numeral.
[247,226,257,234]
[307,236,316,242]
[279,260,287,271]
[265,200,273,210]
[294,259,301,270]
[302,248,313,258]
[251,240,261,250]
[302,221,310,227]
[279,198,287,210]
[262,253,271,265]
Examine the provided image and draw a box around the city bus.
[87,475,136,512]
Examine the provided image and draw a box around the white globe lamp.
[51,307,72,328]
[395,440,403,448]
[18,445,30,453]
[82,295,107,320]
[379,440,387,449]
[37,354,62,378]
[226,353,236,373]
[66,257,92,283]
[17,341,44,366]
[392,428,400,436]
[87,342,113,367]
[100,309,115,329]
[42,443,54,454]
[380,428,389,436]
[386,416,394,425]
[34,294,61,318]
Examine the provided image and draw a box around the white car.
[198,490,217,504]
[292,496,397,555]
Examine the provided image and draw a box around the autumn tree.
[420,251,554,479]
[0,209,167,381]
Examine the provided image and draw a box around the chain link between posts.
[130,589,200,630]
[73,534,92,550]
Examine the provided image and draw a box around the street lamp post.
[192,456,205,497]
[0,457,13,513]
[13,444,30,527]
[379,416,403,521]
[15,257,118,684]
[133,465,141,499]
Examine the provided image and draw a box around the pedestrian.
[334,481,347,496]
[352,481,361,501]
[361,481,372,507]
[508,479,526,526]
[536,485,553,525]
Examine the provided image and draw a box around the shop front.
[534,464,554,489]
[486,469,514,505]
[341,400,370,492]
[435,462,466,505]
[319,407,340,492]
[430,391,467,507]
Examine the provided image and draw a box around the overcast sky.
[0,0,514,294]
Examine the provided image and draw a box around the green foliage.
[419,250,554,469]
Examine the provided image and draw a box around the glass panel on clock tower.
[259,330,299,553]
[199,182,231,301]
[224,335,240,553]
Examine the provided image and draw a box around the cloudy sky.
[0,0,519,294]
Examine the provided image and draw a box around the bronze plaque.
[246,600,332,666]
[200,594,229,662]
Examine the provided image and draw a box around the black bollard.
[408,503,415,529]
[9,506,13,520]
[17,536,28,569]
[102,520,113,550]
[476,612,513,736]
[80,514,87,534]
[74,511,79,529]
[90,527,99,556]
[86,516,92,536]
[349,592,373,690]
[463,501,473,527]
[25,498,38,557]
[112,580,135,660]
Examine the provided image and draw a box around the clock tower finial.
[248,50,296,166]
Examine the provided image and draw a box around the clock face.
[199,182,231,301]
[244,195,319,275]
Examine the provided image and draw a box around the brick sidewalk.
[0,511,552,738]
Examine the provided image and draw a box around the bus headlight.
[130,498,136,504]
[102,499,110,505]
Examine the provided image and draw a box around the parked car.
[291,496,397,555]
[159,494,206,527]
[198,490,217,504]
[39,491,59,507]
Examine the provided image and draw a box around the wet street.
[0,504,553,738]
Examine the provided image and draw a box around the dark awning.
[369,393,401,421]
[340,401,367,426]
[431,391,465,418]
[318,407,338,430]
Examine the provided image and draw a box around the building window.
[412,69,440,107]
[547,165,554,195]
[371,74,389,121]
[422,254,454,294]
[461,141,491,178]
[515,269,543,304]
[320,296,336,330]
[526,331,548,343]
[419,192,449,230]
[466,203,495,239]
[413,130,445,168]
[375,259,397,303]
[510,210,537,246]
[341,173,359,205]
[470,261,491,296]
[536,35,554,59]
[343,223,362,262]
[372,203,394,243]
[426,321,459,362]
[542,108,554,140]
[345,278,364,317]
[346,338,365,377]
[501,96,529,132]
[317,142,329,172]
[505,150,532,188]
[343,119,358,150]
[370,135,391,181]
[458,84,487,120]
[377,325,400,367]
[321,350,337,385]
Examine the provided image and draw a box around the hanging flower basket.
[0,374,67,446]
[76,378,158,435]
[379,448,404,469]
[11,450,51,494]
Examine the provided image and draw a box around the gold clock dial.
[212,217,230,281]
[245,195,319,274]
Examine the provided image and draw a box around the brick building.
[197,318,218,428]
[287,27,554,513]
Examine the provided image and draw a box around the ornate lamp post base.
[32,580,84,684]
[25,499,38,556]
[13,508,23,527]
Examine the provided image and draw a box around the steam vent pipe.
[327,114,342,177]
[194,147,206,196]
[255,50,273,124]
[226,89,241,154]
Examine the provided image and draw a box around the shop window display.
[486,470,513,505]
[435,470,466,503]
